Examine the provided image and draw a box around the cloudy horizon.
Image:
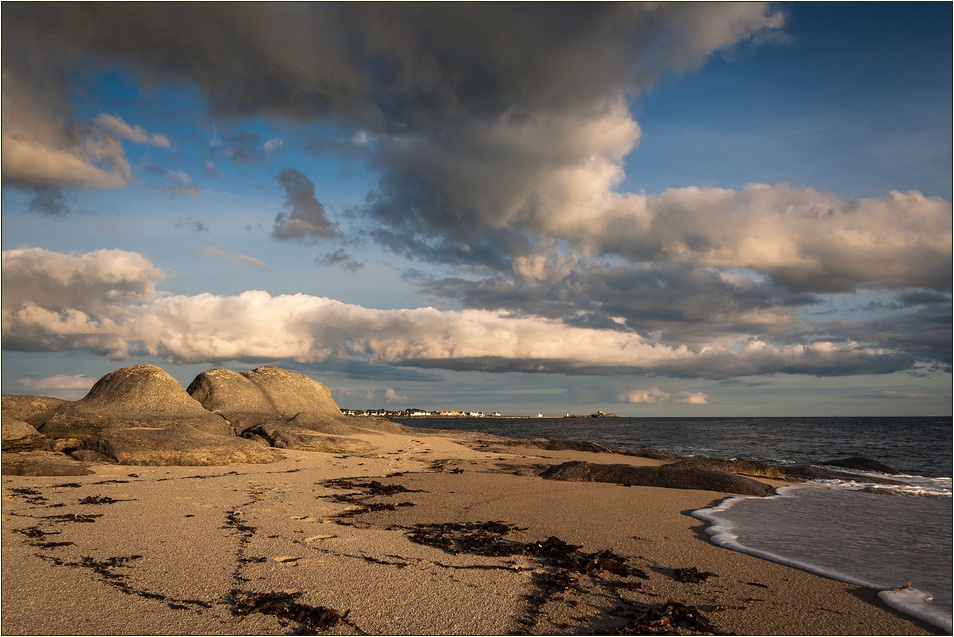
[2,3,951,416]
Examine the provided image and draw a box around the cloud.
[203,161,225,179]
[272,168,340,242]
[619,387,670,404]
[1,247,166,358]
[161,170,198,197]
[880,390,938,400]
[316,249,364,273]
[548,185,952,293]
[19,374,97,400]
[27,186,71,215]
[176,217,209,233]
[619,387,709,405]
[1,248,922,378]
[1,103,170,191]
[198,247,266,270]
[384,387,410,405]
[93,113,171,148]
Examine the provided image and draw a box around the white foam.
[879,588,953,634]
[692,488,885,588]
[693,486,953,633]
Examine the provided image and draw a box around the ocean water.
[396,416,953,631]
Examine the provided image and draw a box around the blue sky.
[2,3,951,416]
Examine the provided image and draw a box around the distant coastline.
[341,409,618,419]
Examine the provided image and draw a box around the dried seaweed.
[232,590,349,634]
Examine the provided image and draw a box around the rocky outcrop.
[1,450,94,476]
[40,365,232,439]
[2,418,48,451]
[541,461,774,496]
[243,423,378,454]
[665,457,786,480]
[2,394,68,428]
[187,366,355,433]
[819,457,901,475]
[80,425,285,466]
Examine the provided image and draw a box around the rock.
[1,451,94,476]
[666,457,786,480]
[80,425,285,466]
[540,461,774,496]
[242,423,378,454]
[187,366,357,433]
[776,463,910,485]
[820,457,901,475]
[2,394,68,427]
[2,417,47,451]
[40,364,233,439]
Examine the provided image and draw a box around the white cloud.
[619,388,708,405]
[881,390,937,400]
[198,247,267,270]
[0,247,919,378]
[619,387,670,404]
[19,374,97,400]
[548,185,952,293]
[384,387,410,404]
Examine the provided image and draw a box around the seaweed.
[232,590,349,634]
[673,566,718,583]
[79,495,135,505]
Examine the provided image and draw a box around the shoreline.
[2,425,945,635]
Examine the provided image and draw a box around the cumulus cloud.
[384,387,410,405]
[272,168,341,242]
[198,247,267,270]
[549,185,952,293]
[1,248,922,378]
[619,388,709,405]
[1,247,166,358]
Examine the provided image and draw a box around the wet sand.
[1,428,943,635]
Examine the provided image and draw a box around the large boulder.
[2,417,47,451]
[243,423,378,454]
[540,461,774,496]
[1,451,94,476]
[40,365,232,439]
[820,456,901,475]
[187,366,353,433]
[80,425,285,466]
[665,456,786,480]
[2,394,68,428]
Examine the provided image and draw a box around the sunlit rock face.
[187,365,353,434]
[78,424,285,466]
[40,364,233,439]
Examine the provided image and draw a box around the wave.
[693,484,952,633]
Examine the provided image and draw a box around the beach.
[2,427,943,635]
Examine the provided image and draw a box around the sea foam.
[693,483,953,633]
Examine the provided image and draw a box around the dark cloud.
[176,217,209,233]
[316,249,364,273]
[28,187,71,215]
[414,258,819,347]
[272,167,340,242]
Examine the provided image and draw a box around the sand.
[1,427,944,635]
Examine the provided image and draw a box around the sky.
[2,3,951,417]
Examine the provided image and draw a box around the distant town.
[340,408,617,419]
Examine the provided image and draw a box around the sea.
[392,416,953,632]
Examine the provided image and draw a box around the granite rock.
[541,461,774,496]
[80,425,285,466]
[40,364,232,439]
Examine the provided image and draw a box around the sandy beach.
[2,426,943,635]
